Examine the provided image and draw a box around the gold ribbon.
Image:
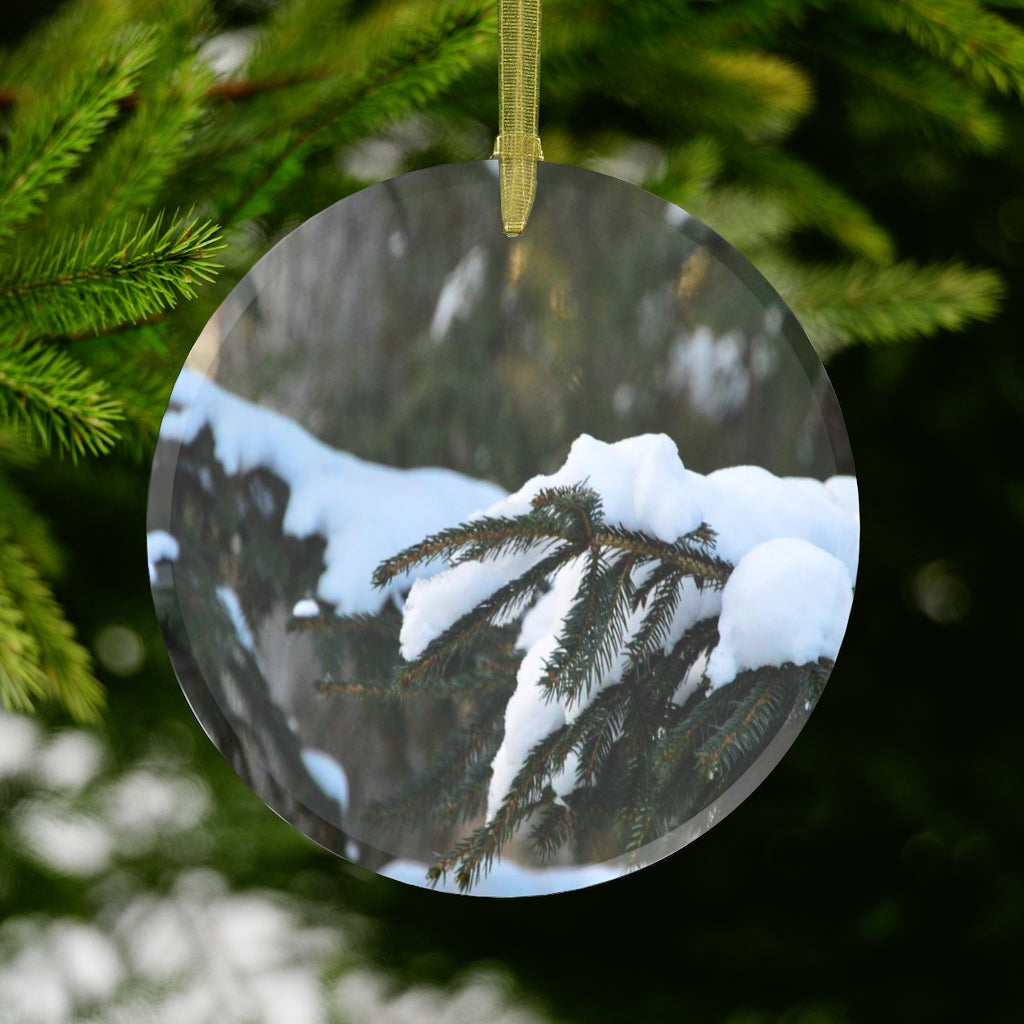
[493,0,543,236]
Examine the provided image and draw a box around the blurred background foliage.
[0,0,1022,1020]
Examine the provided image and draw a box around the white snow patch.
[706,537,853,690]
[381,857,623,897]
[292,598,320,619]
[162,370,505,615]
[692,464,859,577]
[399,549,548,660]
[147,529,179,582]
[430,245,486,343]
[487,433,704,542]
[668,326,752,417]
[216,586,256,654]
[301,749,349,813]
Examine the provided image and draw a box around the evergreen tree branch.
[364,684,510,829]
[0,525,104,722]
[215,0,496,226]
[863,0,1024,97]
[695,670,792,780]
[822,41,1005,152]
[0,343,123,460]
[540,551,639,706]
[427,724,574,892]
[395,549,575,689]
[0,29,159,242]
[0,213,223,340]
[724,146,895,262]
[0,468,63,578]
[49,54,216,226]
[771,257,1005,358]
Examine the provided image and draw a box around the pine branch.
[0,524,104,722]
[395,548,574,689]
[566,680,631,788]
[0,213,223,340]
[695,670,791,780]
[70,328,178,461]
[49,54,216,226]
[724,146,895,262]
[213,0,496,226]
[0,343,123,460]
[540,551,639,706]
[824,41,1005,153]
[646,136,727,210]
[771,258,1005,358]
[0,29,159,242]
[863,0,1024,97]
[0,468,63,578]
[529,799,575,861]
[427,724,574,892]
[674,187,796,254]
[386,485,731,702]
[624,564,688,670]
[364,683,510,829]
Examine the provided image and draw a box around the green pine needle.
[772,258,1006,358]
[0,28,160,242]
[864,0,1024,97]
[0,343,124,460]
[0,468,63,578]
[0,212,223,340]
[0,525,104,722]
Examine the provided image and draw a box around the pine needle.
[772,258,1005,358]
[0,525,104,722]
[0,212,223,340]
[0,343,123,460]
[0,28,159,241]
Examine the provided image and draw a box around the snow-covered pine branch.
[372,433,857,891]
[153,371,856,892]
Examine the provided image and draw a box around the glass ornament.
[148,161,858,897]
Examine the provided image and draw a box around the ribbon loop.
[495,0,542,236]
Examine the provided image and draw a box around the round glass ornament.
[148,161,858,897]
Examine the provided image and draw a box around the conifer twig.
[0,213,223,340]
[0,29,159,242]
[0,344,123,460]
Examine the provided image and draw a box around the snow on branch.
[159,374,856,892]
[369,433,856,891]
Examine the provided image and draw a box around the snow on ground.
[381,857,623,897]
[159,369,505,614]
